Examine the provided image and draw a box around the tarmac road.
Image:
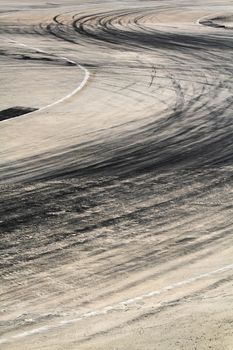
[0,1,233,349]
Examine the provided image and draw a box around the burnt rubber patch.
[0,107,38,121]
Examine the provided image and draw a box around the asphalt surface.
[1,1,233,349]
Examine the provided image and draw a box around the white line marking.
[6,40,90,115]
[1,263,233,344]
[196,15,208,26]
[196,13,219,26]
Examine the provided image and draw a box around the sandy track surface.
[1,1,233,349]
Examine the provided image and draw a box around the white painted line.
[39,62,90,112]
[6,40,90,115]
[9,41,49,54]
[195,13,227,27]
[195,13,218,26]
[1,263,233,344]
[196,15,208,26]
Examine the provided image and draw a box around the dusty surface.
[1,0,233,349]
